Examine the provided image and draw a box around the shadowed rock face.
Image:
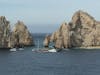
[47,10,100,49]
[12,21,33,47]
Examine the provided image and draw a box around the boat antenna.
[37,39,39,50]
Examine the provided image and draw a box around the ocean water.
[0,33,100,75]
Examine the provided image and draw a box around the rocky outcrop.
[12,21,33,47]
[59,22,71,48]
[70,10,100,47]
[70,10,98,47]
[49,22,71,49]
[43,35,50,47]
[46,10,100,49]
[0,17,34,48]
[0,16,11,48]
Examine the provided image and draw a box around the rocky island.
[44,10,100,49]
[0,16,34,49]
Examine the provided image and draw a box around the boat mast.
[37,39,39,49]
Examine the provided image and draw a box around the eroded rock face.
[0,16,11,48]
[70,10,97,47]
[47,10,100,48]
[12,21,33,47]
[59,22,71,48]
[43,35,50,47]
[49,22,71,49]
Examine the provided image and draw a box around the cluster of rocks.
[0,16,33,48]
[44,10,100,49]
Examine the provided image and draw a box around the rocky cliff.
[0,16,11,48]
[0,17,34,48]
[70,10,100,47]
[43,35,50,47]
[11,21,33,47]
[46,10,100,49]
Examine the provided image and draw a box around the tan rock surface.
[48,10,100,49]
[43,35,50,47]
[12,21,33,47]
[0,16,11,48]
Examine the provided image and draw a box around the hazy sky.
[0,0,100,33]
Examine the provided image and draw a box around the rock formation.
[49,22,71,49]
[12,21,33,47]
[59,22,71,48]
[0,16,11,48]
[0,17,34,48]
[70,10,98,47]
[43,35,50,47]
[46,10,100,49]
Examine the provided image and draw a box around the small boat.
[32,40,40,52]
[10,48,17,51]
[18,48,24,50]
[32,40,61,53]
[48,48,58,52]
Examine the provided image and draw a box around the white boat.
[32,40,60,53]
[32,48,37,51]
[18,48,24,50]
[48,48,57,52]
[10,48,17,51]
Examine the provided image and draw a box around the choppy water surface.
[0,33,100,75]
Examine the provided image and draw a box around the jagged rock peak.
[0,16,10,26]
[13,21,27,32]
[44,10,100,49]
[72,10,94,20]
[72,10,95,25]
[12,21,34,47]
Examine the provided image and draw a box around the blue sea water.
[0,33,100,75]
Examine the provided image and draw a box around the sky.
[0,0,100,33]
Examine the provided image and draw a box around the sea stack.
[70,10,100,47]
[45,10,100,49]
[0,16,34,49]
[12,21,34,47]
[0,16,11,48]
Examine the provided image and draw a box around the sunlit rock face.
[53,30,62,49]
[0,16,11,48]
[43,35,50,47]
[49,22,71,49]
[12,21,33,47]
[70,10,99,47]
[48,10,100,48]
[59,23,71,48]
[0,17,34,48]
